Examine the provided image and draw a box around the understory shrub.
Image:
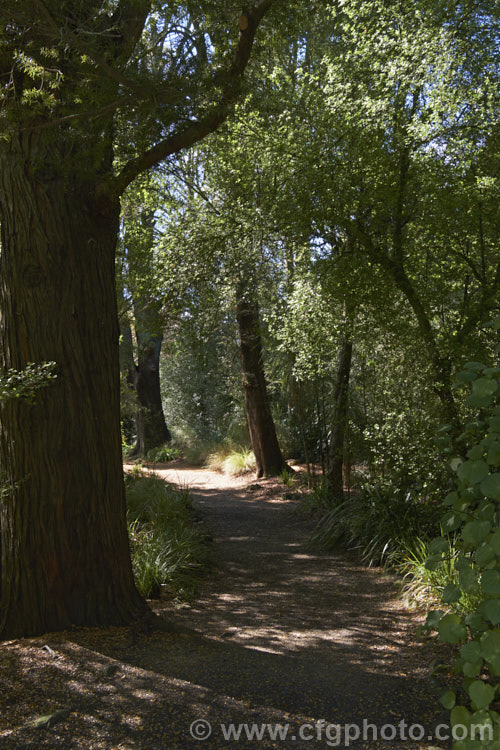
[423,343,500,748]
[126,471,211,598]
[168,427,217,465]
[309,483,442,567]
[145,444,180,463]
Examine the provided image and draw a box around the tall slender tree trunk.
[0,133,146,637]
[236,289,286,478]
[328,339,353,500]
[131,330,171,457]
[118,297,171,457]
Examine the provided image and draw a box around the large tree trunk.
[0,133,146,638]
[236,289,286,478]
[131,330,171,457]
[328,339,353,500]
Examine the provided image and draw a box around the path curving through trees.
[148,465,447,749]
[0,466,448,749]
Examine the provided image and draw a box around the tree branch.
[112,0,274,198]
[110,0,151,64]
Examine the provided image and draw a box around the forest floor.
[0,464,451,749]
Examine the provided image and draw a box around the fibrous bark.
[0,133,146,637]
[236,288,286,478]
[131,329,171,457]
[0,0,274,638]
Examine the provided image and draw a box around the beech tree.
[0,0,274,637]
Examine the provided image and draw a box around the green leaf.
[468,393,494,408]
[441,511,464,533]
[426,553,444,571]
[467,445,485,460]
[486,441,500,466]
[464,362,486,372]
[480,629,500,671]
[456,370,479,383]
[482,570,500,595]
[477,502,496,521]
[475,543,496,567]
[442,583,461,603]
[472,377,498,399]
[468,680,495,710]
[465,613,488,637]
[439,613,467,644]
[426,610,444,630]
[462,520,492,544]
[450,704,472,729]
[440,689,456,709]
[460,565,480,594]
[489,417,500,432]
[428,536,450,554]
[481,474,500,501]
[457,460,490,486]
[463,660,483,677]
[490,530,500,555]
[456,553,471,571]
[484,600,500,626]
[461,641,482,663]
[466,421,485,432]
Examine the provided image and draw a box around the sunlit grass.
[395,537,479,613]
[205,443,256,475]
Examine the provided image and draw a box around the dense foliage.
[424,329,500,748]
[130,0,499,497]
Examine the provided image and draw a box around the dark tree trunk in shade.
[0,133,147,638]
[328,339,353,500]
[0,0,273,639]
[118,295,171,457]
[236,289,286,478]
[130,330,171,457]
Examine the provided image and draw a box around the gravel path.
[0,466,448,749]
[149,467,448,749]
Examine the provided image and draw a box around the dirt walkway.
[0,467,448,749]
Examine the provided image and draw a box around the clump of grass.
[309,483,441,567]
[145,444,180,463]
[126,470,211,599]
[222,447,256,475]
[205,444,256,476]
[280,467,294,487]
[395,537,479,614]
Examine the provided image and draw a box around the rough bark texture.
[328,339,353,500]
[0,133,147,638]
[236,290,286,478]
[0,0,273,639]
[131,330,171,457]
[119,296,171,457]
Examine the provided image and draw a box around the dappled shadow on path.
[0,469,449,749]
